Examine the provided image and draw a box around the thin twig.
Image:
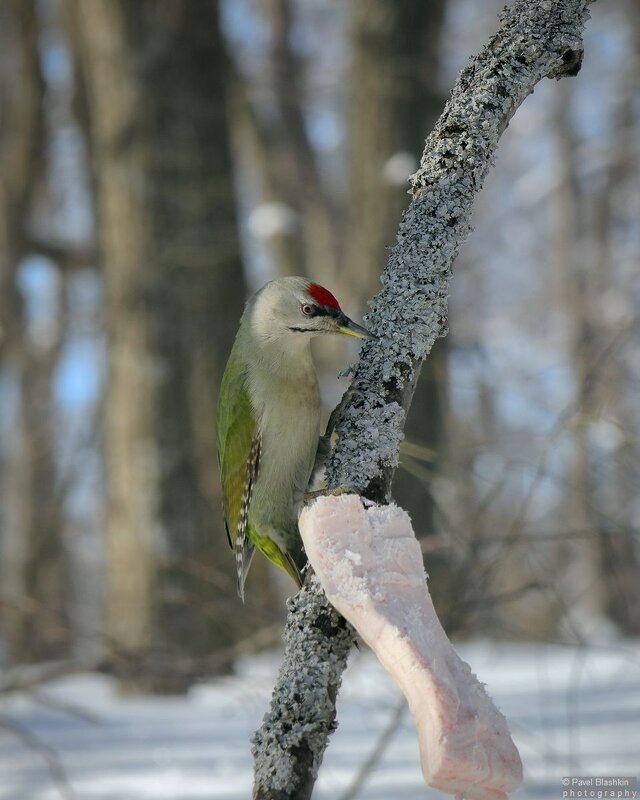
[0,713,75,800]
[338,697,407,800]
[32,690,101,725]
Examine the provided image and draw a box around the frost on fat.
[299,494,523,800]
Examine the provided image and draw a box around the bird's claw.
[303,485,358,506]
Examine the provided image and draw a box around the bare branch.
[338,697,407,800]
[252,578,353,800]
[0,713,75,800]
[0,658,102,695]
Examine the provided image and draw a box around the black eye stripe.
[302,304,340,318]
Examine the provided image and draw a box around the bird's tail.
[245,528,305,592]
[236,535,255,603]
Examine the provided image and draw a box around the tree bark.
[252,0,592,795]
[73,0,255,686]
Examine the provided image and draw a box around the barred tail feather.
[236,535,255,603]
[235,436,261,602]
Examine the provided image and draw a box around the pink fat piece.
[299,494,523,800]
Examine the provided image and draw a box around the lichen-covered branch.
[252,1,592,797]
[252,578,353,800]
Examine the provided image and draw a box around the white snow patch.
[0,641,638,799]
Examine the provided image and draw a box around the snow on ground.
[0,641,638,800]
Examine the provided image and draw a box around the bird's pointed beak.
[336,312,377,340]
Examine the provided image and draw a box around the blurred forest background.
[0,0,639,695]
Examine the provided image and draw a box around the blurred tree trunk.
[585,6,640,634]
[235,0,339,283]
[346,0,448,544]
[73,0,258,687]
[551,49,640,635]
[231,86,306,279]
[264,0,340,283]
[0,0,68,662]
[552,83,607,636]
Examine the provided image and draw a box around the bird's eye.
[301,303,315,316]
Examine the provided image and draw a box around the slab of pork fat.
[299,494,523,800]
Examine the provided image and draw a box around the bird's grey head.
[248,276,374,343]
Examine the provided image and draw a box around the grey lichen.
[252,1,592,797]
[252,577,353,800]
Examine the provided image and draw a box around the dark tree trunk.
[73,0,259,687]
[0,0,67,663]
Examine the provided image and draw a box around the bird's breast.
[251,367,322,520]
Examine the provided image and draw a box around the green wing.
[216,341,303,596]
[215,346,257,553]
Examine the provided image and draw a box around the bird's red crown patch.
[308,282,340,310]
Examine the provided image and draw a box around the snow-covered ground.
[0,641,638,800]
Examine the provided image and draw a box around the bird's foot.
[303,485,358,506]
